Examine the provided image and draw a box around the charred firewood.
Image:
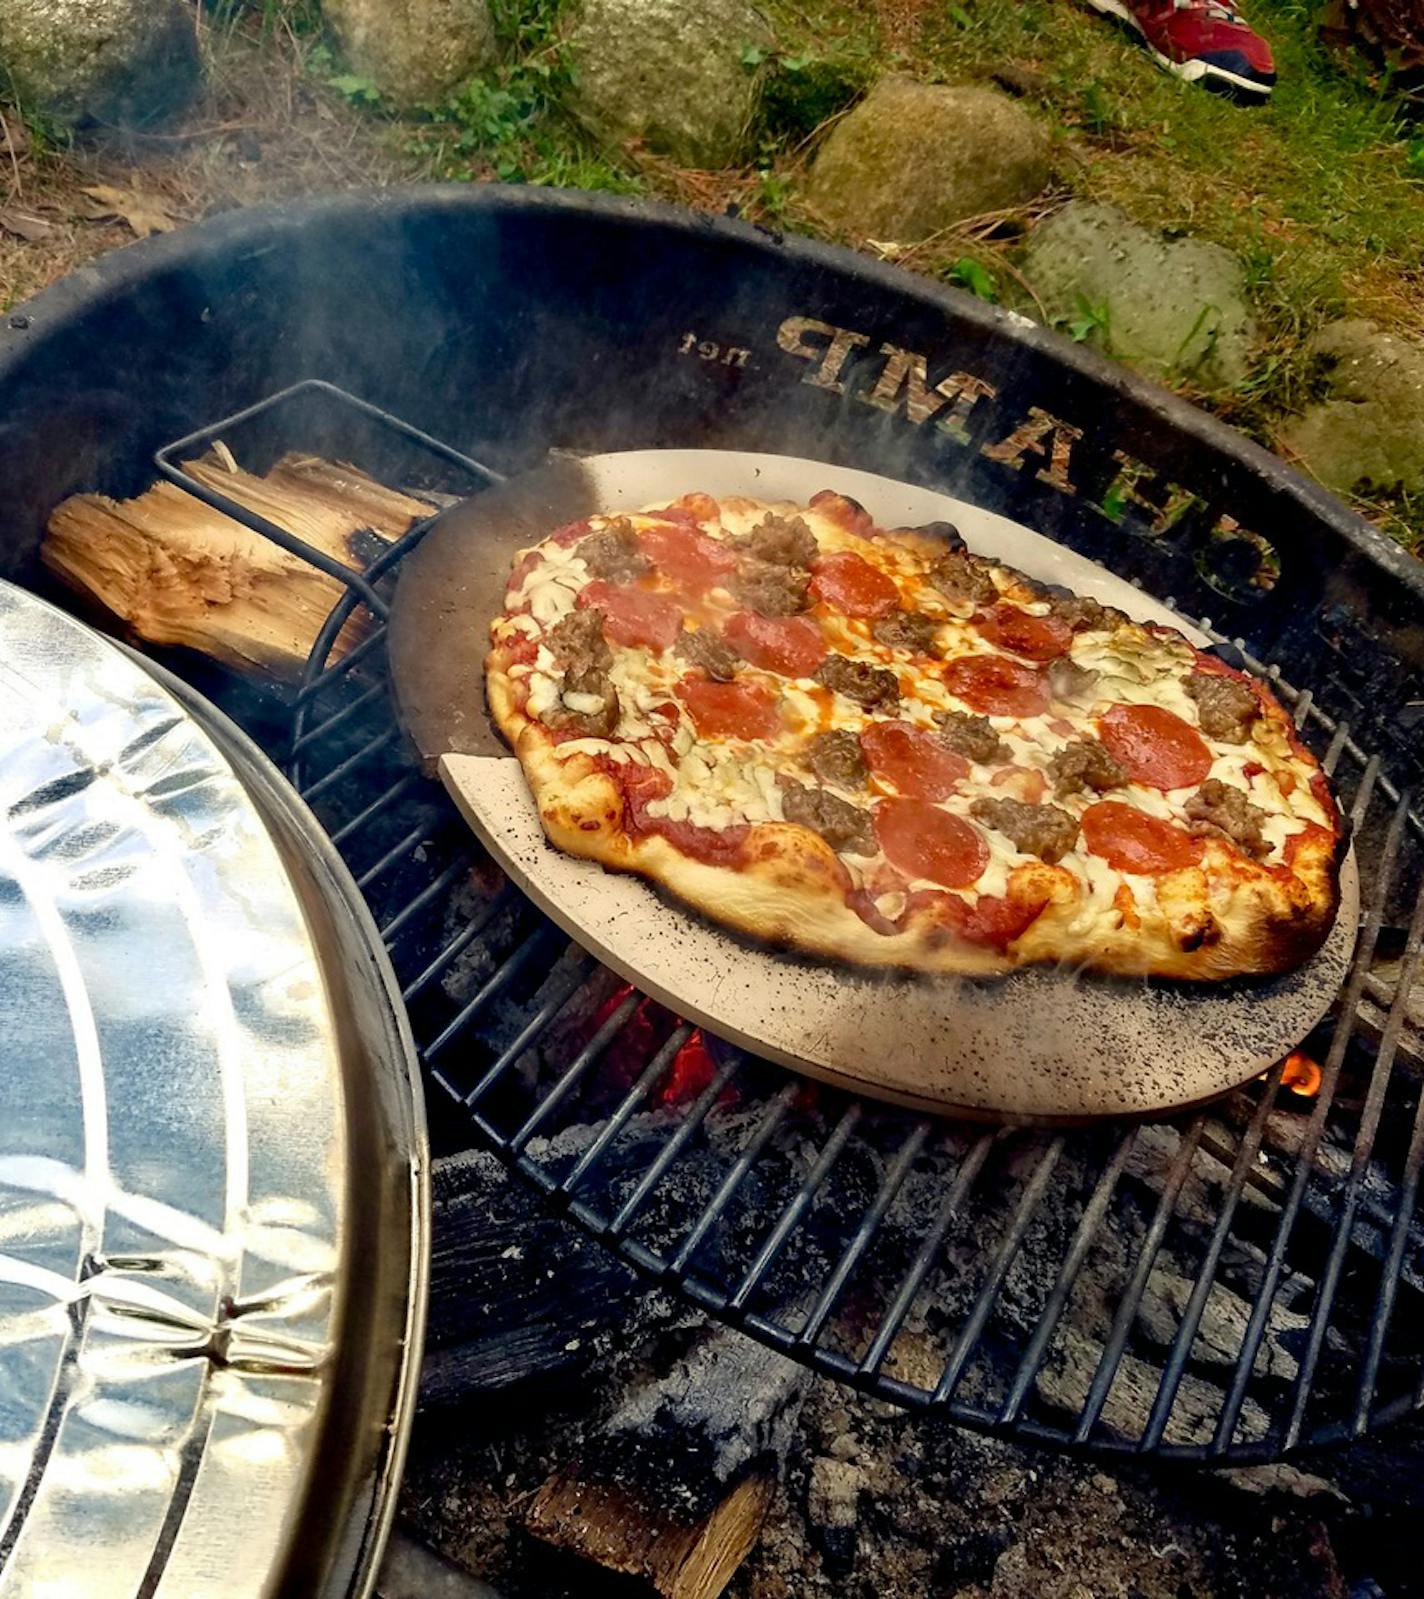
[521,1319,809,1599]
[420,1148,643,1407]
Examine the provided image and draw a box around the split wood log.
[522,1320,809,1599]
[42,452,431,680]
[525,1471,772,1599]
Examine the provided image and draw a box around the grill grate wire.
[150,382,1424,1462]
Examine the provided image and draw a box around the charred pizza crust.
[486,494,1343,981]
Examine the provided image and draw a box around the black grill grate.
[156,382,1424,1462]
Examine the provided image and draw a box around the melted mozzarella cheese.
[515,544,589,628]
[557,736,634,762]
[525,671,559,719]
[563,690,606,715]
[645,739,788,829]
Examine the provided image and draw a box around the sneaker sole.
[1079,0,1273,98]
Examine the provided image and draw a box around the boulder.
[565,0,773,169]
[321,0,496,110]
[1021,201,1255,393]
[0,0,201,130]
[1278,319,1424,497]
[803,76,1051,244]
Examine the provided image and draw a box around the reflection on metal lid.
[0,583,353,1596]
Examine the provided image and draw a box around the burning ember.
[1281,1049,1323,1097]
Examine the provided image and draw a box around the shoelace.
[1172,0,1245,18]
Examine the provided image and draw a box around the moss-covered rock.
[322,0,496,110]
[0,0,201,129]
[1280,320,1424,497]
[803,76,1051,244]
[1022,202,1255,393]
[565,0,774,169]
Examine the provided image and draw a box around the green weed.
[392,0,634,189]
[946,256,999,301]
[1062,292,1113,346]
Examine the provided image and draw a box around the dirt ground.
[0,15,408,312]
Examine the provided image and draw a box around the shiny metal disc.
[0,583,426,1597]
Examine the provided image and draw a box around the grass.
[756,0,1424,542]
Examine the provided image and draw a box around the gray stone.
[1278,319,1424,497]
[804,76,1051,245]
[1022,201,1256,393]
[322,0,496,110]
[0,0,201,129]
[564,0,773,169]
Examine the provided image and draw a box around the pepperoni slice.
[578,580,682,651]
[860,721,969,801]
[809,550,900,618]
[639,522,736,590]
[875,798,988,889]
[941,654,1049,718]
[723,611,827,677]
[1081,801,1205,874]
[1099,703,1212,790]
[678,676,781,741]
[974,604,1073,662]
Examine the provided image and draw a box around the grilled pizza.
[484,491,1343,979]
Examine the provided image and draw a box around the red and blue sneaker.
[1084,0,1277,100]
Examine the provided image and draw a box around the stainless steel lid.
[0,582,427,1597]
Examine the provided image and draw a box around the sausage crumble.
[933,710,1006,764]
[547,606,611,672]
[805,729,868,788]
[970,796,1080,864]
[1185,778,1271,859]
[734,512,819,568]
[1184,670,1260,744]
[1046,593,1128,633]
[814,654,901,709]
[675,626,740,682]
[731,559,812,617]
[1048,737,1125,798]
[781,781,876,856]
[928,551,997,605]
[578,518,651,582]
[872,609,941,654]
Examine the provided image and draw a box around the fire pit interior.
[4,187,1424,1474]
